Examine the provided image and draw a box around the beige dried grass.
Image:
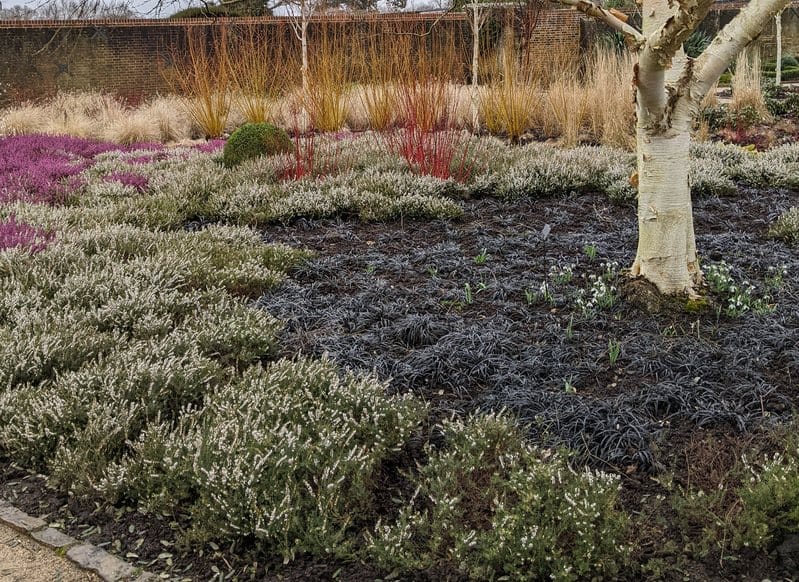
[447,84,473,130]
[137,96,193,143]
[545,77,589,147]
[730,45,770,120]
[702,81,719,108]
[0,104,47,136]
[345,85,378,131]
[585,49,635,149]
[104,112,160,145]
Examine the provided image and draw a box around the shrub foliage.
[222,122,293,168]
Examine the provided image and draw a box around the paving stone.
[0,502,46,532]
[67,543,137,581]
[30,527,77,549]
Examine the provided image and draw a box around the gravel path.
[0,522,98,582]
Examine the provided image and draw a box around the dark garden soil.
[2,186,798,580]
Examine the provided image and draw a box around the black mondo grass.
[260,190,799,473]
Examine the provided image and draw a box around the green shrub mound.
[763,55,799,70]
[367,414,629,581]
[222,123,293,168]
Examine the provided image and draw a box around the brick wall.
[0,10,582,107]
[523,8,581,66]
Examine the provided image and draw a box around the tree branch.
[689,0,790,103]
[555,0,645,47]
[639,0,715,70]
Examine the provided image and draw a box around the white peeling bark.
[688,0,790,104]
[631,128,700,294]
[630,0,701,294]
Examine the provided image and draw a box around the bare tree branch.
[555,0,645,46]
[689,0,790,102]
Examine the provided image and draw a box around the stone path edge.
[0,497,155,582]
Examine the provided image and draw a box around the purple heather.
[0,215,54,253]
[0,134,161,205]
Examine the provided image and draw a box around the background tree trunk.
[776,10,783,85]
[301,19,309,92]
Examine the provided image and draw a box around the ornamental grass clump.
[228,23,294,124]
[303,28,351,133]
[367,413,628,581]
[222,122,293,168]
[99,357,427,562]
[167,26,231,138]
[479,75,541,143]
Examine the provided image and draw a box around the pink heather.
[0,135,161,205]
[0,215,54,253]
[194,139,226,153]
[104,171,149,192]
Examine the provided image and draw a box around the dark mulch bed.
[2,186,798,580]
[261,187,799,472]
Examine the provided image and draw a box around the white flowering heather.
[3,338,222,479]
[735,447,799,549]
[215,170,464,225]
[100,357,426,562]
[0,202,113,231]
[690,141,751,167]
[770,207,799,244]
[731,144,799,189]
[476,144,635,201]
[367,413,628,581]
[0,223,304,485]
[689,156,738,197]
[690,142,799,193]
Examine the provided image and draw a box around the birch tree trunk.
[472,5,481,89]
[632,125,700,293]
[560,0,789,294]
[776,11,783,86]
[301,19,309,92]
[630,0,700,294]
